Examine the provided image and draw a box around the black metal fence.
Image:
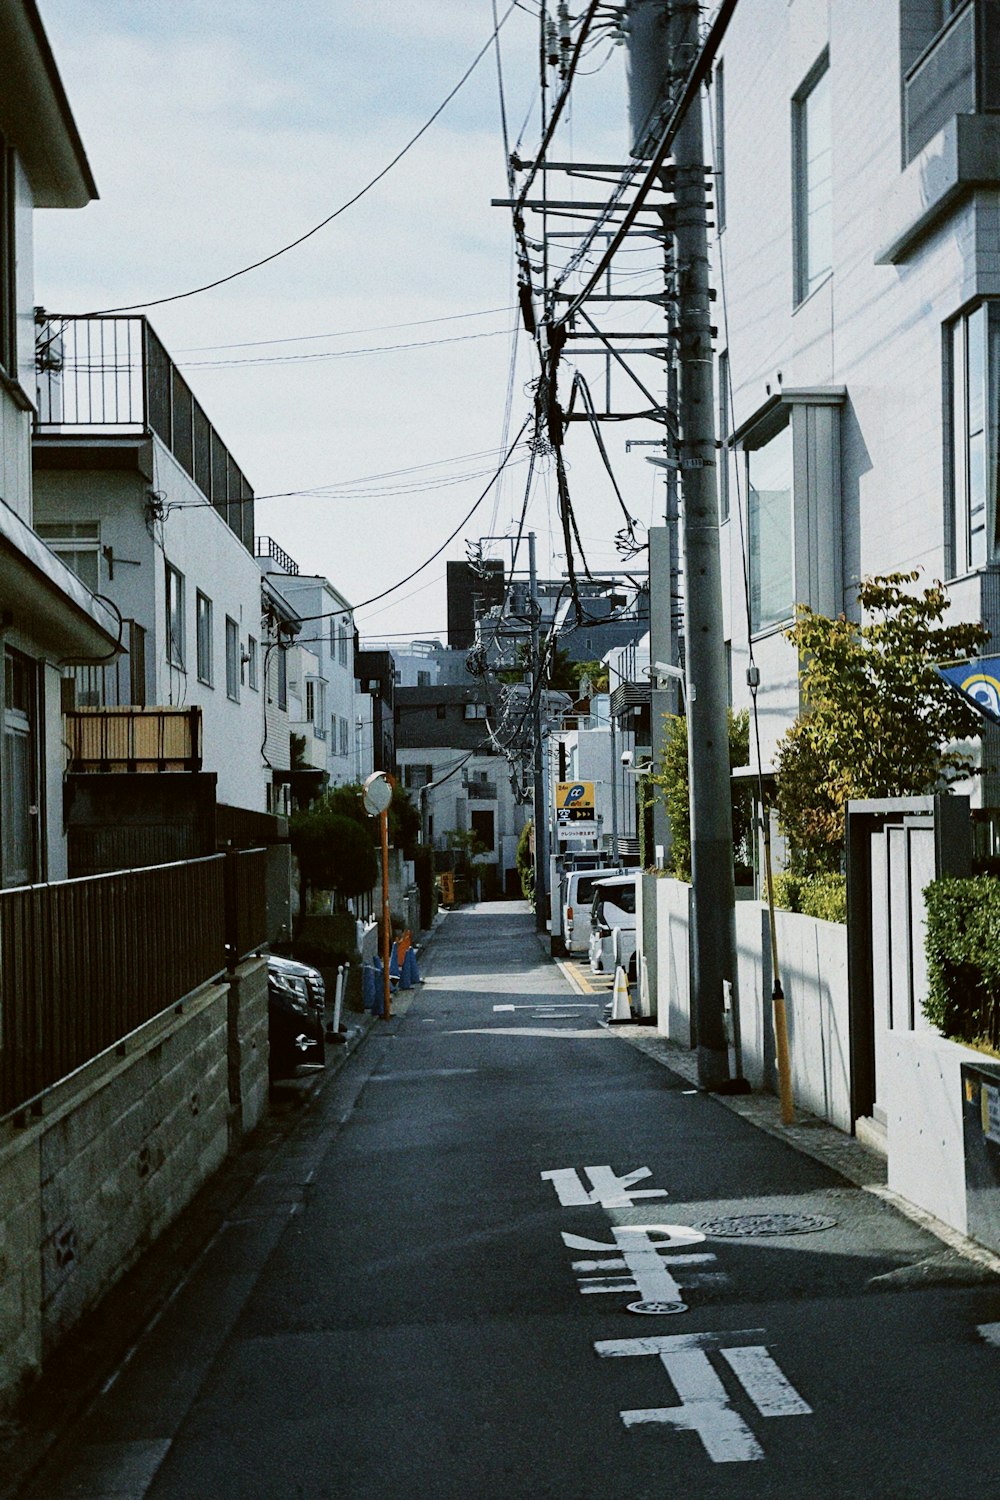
[0,851,268,1121]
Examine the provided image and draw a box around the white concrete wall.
[0,959,268,1413]
[654,877,693,1046]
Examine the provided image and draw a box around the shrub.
[516,820,535,905]
[648,710,752,881]
[771,871,847,924]
[923,877,1000,1048]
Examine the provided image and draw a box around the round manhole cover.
[693,1213,837,1237]
[627,1300,688,1316]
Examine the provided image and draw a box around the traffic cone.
[388,941,400,989]
[609,965,632,1023]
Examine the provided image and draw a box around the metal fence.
[0,851,268,1121]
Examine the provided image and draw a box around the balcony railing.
[904,0,1000,162]
[65,706,202,773]
[255,535,300,575]
[464,780,498,800]
[35,314,255,553]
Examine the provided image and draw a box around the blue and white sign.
[937,657,1000,726]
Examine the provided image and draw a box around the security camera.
[621,749,633,766]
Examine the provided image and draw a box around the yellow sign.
[556,781,595,812]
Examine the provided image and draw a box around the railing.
[464,780,498,800]
[255,536,300,575]
[904,0,1000,162]
[224,848,269,971]
[65,706,202,772]
[35,315,255,553]
[0,851,269,1121]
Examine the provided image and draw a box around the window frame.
[247,634,259,692]
[165,562,185,669]
[745,413,795,637]
[35,520,102,593]
[225,616,240,702]
[195,591,213,686]
[792,51,833,307]
[947,299,1000,576]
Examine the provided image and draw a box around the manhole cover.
[627,1300,688,1315]
[693,1213,837,1237]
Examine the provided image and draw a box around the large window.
[36,521,101,592]
[949,301,1000,574]
[793,55,832,305]
[196,592,213,685]
[338,624,349,667]
[225,616,240,701]
[165,563,185,668]
[747,420,794,633]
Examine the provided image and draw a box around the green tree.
[648,709,752,882]
[515,819,535,904]
[289,799,379,912]
[775,572,989,872]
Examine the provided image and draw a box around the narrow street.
[23,903,1000,1500]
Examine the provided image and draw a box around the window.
[225,616,240,701]
[0,137,15,377]
[404,764,433,789]
[747,419,794,633]
[338,624,349,667]
[718,351,732,522]
[166,563,185,668]
[276,647,288,711]
[793,55,832,305]
[35,521,101,592]
[196,592,213,685]
[464,702,488,720]
[901,1,989,163]
[714,60,725,232]
[417,670,431,687]
[306,680,316,725]
[247,635,258,691]
[949,302,1000,575]
[338,716,350,757]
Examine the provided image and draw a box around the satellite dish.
[362,772,393,816]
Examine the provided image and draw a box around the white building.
[709,0,1000,797]
[0,3,121,887]
[34,317,273,813]
[259,558,356,787]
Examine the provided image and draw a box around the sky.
[33,1,668,644]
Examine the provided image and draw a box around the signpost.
[362,771,394,1019]
[555,780,597,841]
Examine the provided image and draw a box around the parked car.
[588,874,638,980]
[561,866,624,955]
[266,955,325,1079]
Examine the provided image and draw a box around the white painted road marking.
[977,1322,1000,1346]
[595,1331,812,1464]
[563,1227,715,1313]
[542,1165,668,1208]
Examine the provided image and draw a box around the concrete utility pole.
[625,0,737,1089]
[528,530,549,931]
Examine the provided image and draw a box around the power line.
[83,2,521,316]
[176,305,517,353]
[179,327,512,370]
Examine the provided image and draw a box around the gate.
[846,795,971,1130]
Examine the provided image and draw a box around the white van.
[588,874,638,978]
[561,866,623,955]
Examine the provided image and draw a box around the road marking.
[563,1227,713,1313]
[541,1164,668,1208]
[978,1322,1000,1346]
[494,1003,592,1011]
[595,1331,811,1463]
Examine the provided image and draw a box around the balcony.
[464,779,497,800]
[35,315,255,553]
[65,706,202,773]
[255,536,300,575]
[904,0,1000,163]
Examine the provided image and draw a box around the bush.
[923,877,1000,1048]
[274,911,359,971]
[771,871,847,924]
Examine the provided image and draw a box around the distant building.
[446,559,505,648]
[354,647,396,779]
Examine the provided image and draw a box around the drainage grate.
[693,1212,837,1237]
[628,1299,689,1316]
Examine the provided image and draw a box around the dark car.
[267,956,325,1079]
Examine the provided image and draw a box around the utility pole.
[528,530,549,931]
[625,0,737,1089]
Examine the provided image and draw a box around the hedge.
[923,876,1000,1048]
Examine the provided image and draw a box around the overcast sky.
[33,1,666,642]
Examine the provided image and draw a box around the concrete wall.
[0,958,268,1413]
[649,881,851,1130]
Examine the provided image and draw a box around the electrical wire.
[178,327,512,370]
[176,305,517,353]
[81,2,521,316]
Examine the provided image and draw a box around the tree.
[648,709,752,882]
[775,571,989,872]
[289,799,378,912]
[515,820,535,904]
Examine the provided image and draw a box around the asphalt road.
[23,902,1000,1499]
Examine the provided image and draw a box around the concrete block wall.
[884,1029,980,1237]
[0,963,269,1414]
